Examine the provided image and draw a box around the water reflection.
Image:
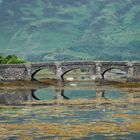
[0,89,35,105]
[54,88,69,100]
[0,82,140,140]
[0,88,107,105]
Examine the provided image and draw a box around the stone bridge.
[0,61,140,82]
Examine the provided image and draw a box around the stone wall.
[0,67,26,81]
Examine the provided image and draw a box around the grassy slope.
[0,0,140,61]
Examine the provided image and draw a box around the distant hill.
[0,0,140,61]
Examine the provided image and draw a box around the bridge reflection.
[0,89,35,105]
[0,87,106,105]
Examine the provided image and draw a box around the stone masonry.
[0,61,139,82]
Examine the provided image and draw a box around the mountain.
[0,0,140,61]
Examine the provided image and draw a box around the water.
[0,82,140,140]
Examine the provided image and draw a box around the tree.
[0,56,5,64]
[0,55,25,64]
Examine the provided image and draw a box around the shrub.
[0,55,25,64]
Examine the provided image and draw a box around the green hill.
[0,0,140,61]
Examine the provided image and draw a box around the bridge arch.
[61,68,79,77]
[31,87,69,100]
[61,68,80,82]
[31,68,56,81]
[31,69,42,81]
[101,67,128,81]
[101,67,115,79]
[61,67,95,83]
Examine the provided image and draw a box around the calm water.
[0,82,140,140]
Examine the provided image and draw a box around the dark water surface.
[0,82,140,140]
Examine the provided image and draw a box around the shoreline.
[0,79,140,90]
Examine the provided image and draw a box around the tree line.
[0,55,25,64]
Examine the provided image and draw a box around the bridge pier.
[127,62,134,82]
[55,65,65,87]
[95,63,102,81]
[55,63,63,79]
[24,64,32,81]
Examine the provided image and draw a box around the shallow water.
[0,82,140,140]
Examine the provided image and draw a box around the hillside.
[0,0,140,61]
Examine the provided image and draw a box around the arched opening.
[63,89,96,99]
[33,88,55,100]
[61,67,96,83]
[32,68,56,81]
[32,88,69,100]
[102,68,127,82]
[31,90,40,100]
